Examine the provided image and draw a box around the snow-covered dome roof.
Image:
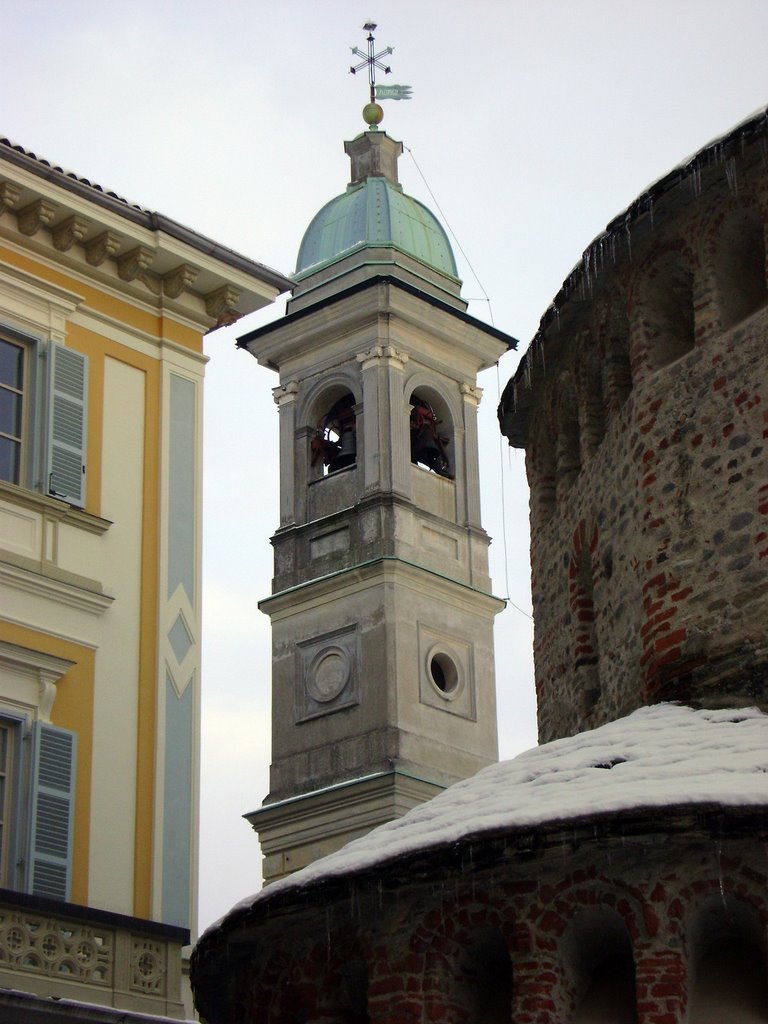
[205,704,768,934]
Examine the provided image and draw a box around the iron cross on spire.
[349,21,393,105]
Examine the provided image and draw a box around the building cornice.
[0,137,292,328]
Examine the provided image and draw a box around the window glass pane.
[0,436,21,483]
[0,389,22,437]
[0,722,13,885]
[0,339,24,389]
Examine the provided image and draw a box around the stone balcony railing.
[0,888,190,1020]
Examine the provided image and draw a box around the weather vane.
[349,22,412,130]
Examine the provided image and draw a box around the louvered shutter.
[46,344,88,507]
[28,722,77,901]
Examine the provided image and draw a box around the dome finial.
[349,21,393,130]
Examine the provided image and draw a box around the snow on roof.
[209,704,768,935]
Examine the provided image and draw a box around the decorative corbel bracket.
[0,180,22,216]
[86,229,122,266]
[118,244,155,282]
[272,380,299,406]
[205,284,241,319]
[356,343,409,371]
[17,198,58,237]
[460,382,483,407]
[163,262,199,298]
[52,214,90,252]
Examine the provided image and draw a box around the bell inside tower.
[409,392,453,479]
[311,392,357,475]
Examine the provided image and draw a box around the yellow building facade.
[0,138,289,1019]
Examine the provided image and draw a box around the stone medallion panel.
[296,624,360,721]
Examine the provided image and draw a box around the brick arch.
[521,876,647,1023]
[408,887,516,1024]
[686,890,768,1023]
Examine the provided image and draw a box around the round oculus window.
[428,649,461,698]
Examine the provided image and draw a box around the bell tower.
[242,125,515,884]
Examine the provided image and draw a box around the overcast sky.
[5,0,767,933]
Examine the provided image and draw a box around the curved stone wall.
[499,109,768,741]
[193,809,768,1024]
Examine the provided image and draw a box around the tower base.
[246,770,445,885]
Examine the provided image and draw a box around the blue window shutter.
[46,344,88,507]
[28,722,76,901]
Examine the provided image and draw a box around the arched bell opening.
[409,390,453,479]
[311,391,358,477]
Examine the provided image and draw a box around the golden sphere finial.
[362,101,384,129]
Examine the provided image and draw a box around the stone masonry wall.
[503,126,768,742]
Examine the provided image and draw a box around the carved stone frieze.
[17,198,57,236]
[0,906,113,985]
[163,262,198,298]
[52,214,90,252]
[0,180,22,216]
[85,229,122,266]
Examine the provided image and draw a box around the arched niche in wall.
[555,374,582,500]
[641,253,696,370]
[563,906,638,1024]
[598,293,633,412]
[688,894,768,1023]
[526,416,557,526]
[408,386,454,479]
[577,335,607,458]
[307,384,360,479]
[712,205,768,331]
[455,926,513,1024]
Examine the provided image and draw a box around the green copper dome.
[295,175,459,280]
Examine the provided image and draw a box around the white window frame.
[0,267,87,508]
[0,643,77,899]
[0,328,88,508]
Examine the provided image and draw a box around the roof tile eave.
[0,136,292,295]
